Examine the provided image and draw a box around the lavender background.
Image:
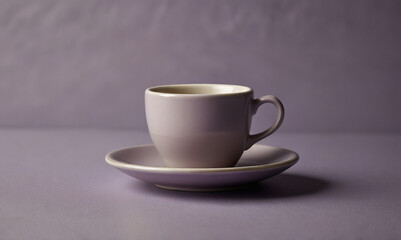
[1,0,400,132]
[1,1,401,239]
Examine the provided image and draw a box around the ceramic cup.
[145,84,284,168]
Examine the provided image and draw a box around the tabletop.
[1,129,400,239]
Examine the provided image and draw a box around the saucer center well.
[235,145,294,167]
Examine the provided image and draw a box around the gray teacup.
[145,84,284,168]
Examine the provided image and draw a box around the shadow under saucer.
[129,173,332,201]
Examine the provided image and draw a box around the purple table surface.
[0,129,400,240]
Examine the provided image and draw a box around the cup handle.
[245,95,285,150]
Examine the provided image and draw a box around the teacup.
[145,84,284,168]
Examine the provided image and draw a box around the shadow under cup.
[145,84,282,168]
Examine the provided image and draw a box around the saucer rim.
[105,144,299,174]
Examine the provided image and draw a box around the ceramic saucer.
[105,144,299,191]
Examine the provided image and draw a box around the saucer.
[105,144,299,191]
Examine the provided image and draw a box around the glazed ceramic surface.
[105,144,298,191]
[145,84,284,168]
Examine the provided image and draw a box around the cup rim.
[146,84,253,97]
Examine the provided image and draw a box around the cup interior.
[147,84,251,95]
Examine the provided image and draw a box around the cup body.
[145,84,253,168]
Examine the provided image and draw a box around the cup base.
[150,132,245,168]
